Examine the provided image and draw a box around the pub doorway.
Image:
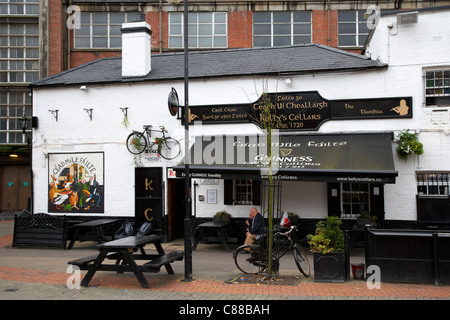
[167,178,185,241]
[1,164,31,211]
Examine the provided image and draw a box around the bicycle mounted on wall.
[126,125,181,160]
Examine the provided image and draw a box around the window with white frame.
[425,70,450,106]
[253,11,312,47]
[74,12,140,49]
[0,0,39,15]
[0,23,39,83]
[338,10,370,47]
[417,172,449,196]
[341,183,370,218]
[168,12,227,49]
[0,90,32,143]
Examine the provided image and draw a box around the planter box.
[313,252,345,283]
[357,217,376,227]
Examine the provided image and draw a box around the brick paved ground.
[0,217,449,307]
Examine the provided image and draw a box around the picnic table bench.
[193,220,232,252]
[68,235,184,288]
[67,218,121,249]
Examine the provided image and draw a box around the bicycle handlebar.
[142,125,167,133]
[276,225,297,237]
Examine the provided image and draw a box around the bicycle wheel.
[293,243,311,277]
[234,245,266,274]
[126,132,147,155]
[159,137,181,160]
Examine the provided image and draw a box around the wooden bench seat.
[143,251,184,270]
[68,252,118,267]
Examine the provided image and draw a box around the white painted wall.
[32,9,450,221]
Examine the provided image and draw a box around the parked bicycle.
[233,225,311,277]
[126,125,181,160]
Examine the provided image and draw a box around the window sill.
[416,194,450,199]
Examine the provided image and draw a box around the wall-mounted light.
[19,115,30,134]
[84,108,93,121]
[80,85,88,92]
[19,115,38,132]
[48,109,58,121]
[285,78,292,85]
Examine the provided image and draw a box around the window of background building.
[338,10,370,47]
[169,12,227,49]
[417,172,449,195]
[0,0,39,15]
[253,11,312,47]
[74,12,140,49]
[0,23,39,83]
[341,183,370,218]
[0,91,32,143]
[425,70,450,106]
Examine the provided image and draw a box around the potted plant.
[396,130,424,160]
[357,209,377,226]
[213,210,230,222]
[307,216,345,282]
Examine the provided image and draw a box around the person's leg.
[243,234,255,250]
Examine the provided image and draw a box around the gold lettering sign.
[183,92,412,131]
[145,178,153,191]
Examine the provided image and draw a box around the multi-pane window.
[234,179,253,205]
[0,23,39,83]
[0,91,32,143]
[425,70,450,106]
[169,12,227,48]
[74,12,140,49]
[0,0,39,15]
[253,11,312,47]
[341,183,370,218]
[417,173,449,196]
[338,10,370,47]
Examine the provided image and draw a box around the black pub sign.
[183,91,412,131]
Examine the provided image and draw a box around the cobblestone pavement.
[0,214,448,313]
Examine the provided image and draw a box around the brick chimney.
[121,16,152,78]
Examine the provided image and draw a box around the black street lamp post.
[183,0,193,282]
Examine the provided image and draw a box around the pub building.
[29,7,450,243]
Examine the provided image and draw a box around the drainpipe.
[159,0,163,53]
[327,0,331,46]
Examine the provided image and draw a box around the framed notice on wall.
[48,152,104,213]
[207,189,217,204]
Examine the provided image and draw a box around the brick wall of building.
[46,2,448,75]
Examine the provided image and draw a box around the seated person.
[244,207,263,246]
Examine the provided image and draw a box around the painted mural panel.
[48,152,104,213]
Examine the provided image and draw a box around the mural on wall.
[48,152,104,213]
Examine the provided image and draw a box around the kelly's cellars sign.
[181,91,412,131]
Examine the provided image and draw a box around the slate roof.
[31,44,385,87]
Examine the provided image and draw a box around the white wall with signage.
[30,8,450,223]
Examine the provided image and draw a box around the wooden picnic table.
[68,235,184,289]
[192,220,232,252]
[67,218,121,249]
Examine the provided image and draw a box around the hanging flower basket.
[396,130,424,160]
